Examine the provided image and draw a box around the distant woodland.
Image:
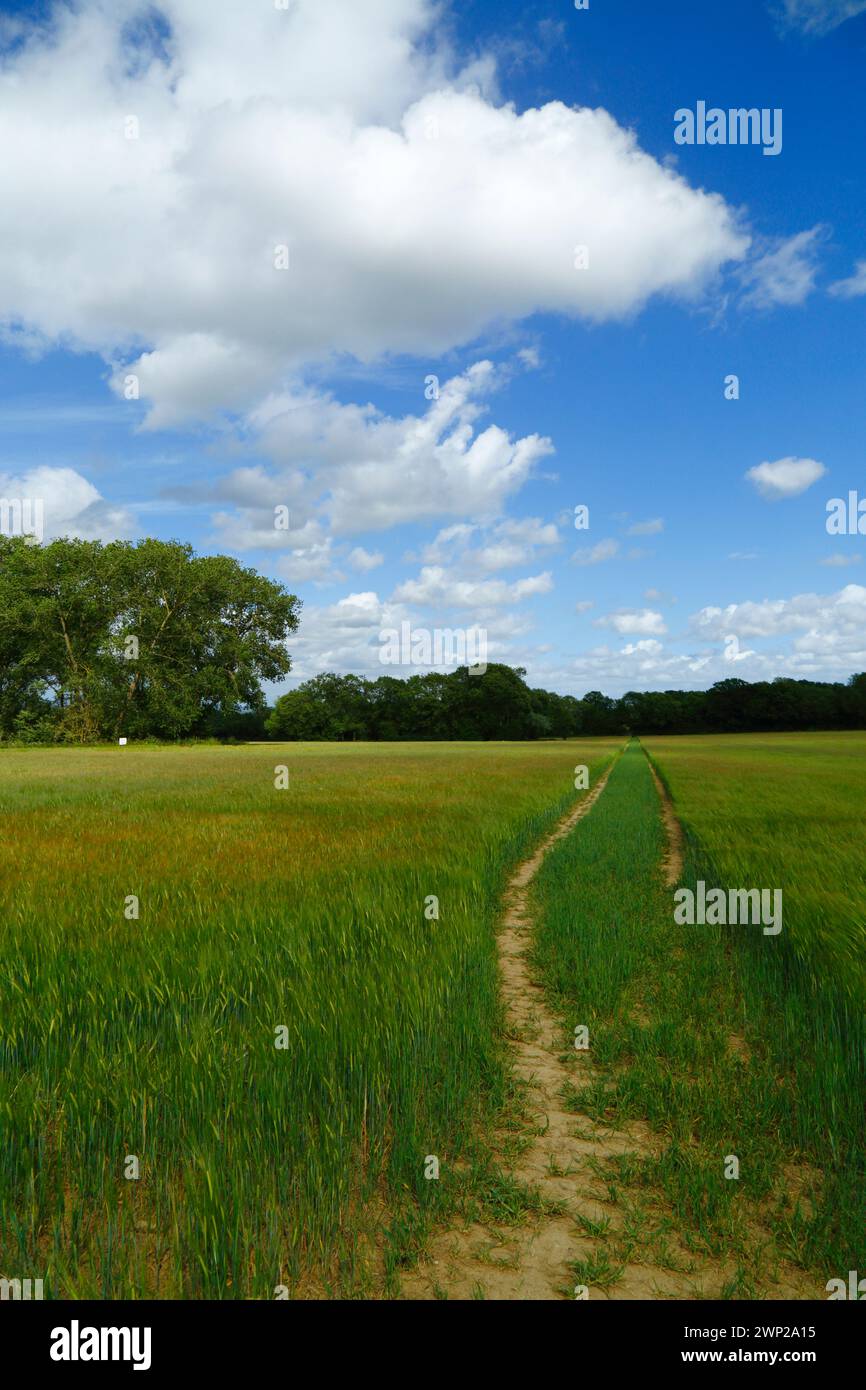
[265,667,866,742]
[2,535,864,744]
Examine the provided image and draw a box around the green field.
[1,732,863,1299]
[644,733,866,998]
[0,739,618,1298]
[526,736,865,1291]
[644,734,866,1276]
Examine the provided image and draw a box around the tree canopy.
[266,667,866,742]
[0,535,300,742]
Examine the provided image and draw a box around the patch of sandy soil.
[645,757,685,888]
[400,762,821,1302]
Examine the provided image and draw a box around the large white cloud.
[419,516,560,571]
[0,0,750,429]
[275,574,866,695]
[0,466,134,541]
[393,565,553,611]
[286,590,400,682]
[256,361,553,533]
[285,587,532,683]
[187,361,553,560]
[692,584,866,644]
[518,585,866,697]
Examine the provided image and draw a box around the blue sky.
[1,0,865,695]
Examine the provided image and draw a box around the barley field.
[0,739,619,1299]
[644,734,866,1272]
[644,733,866,998]
[525,735,865,1288]
[2,732,863,1301]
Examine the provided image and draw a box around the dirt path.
[402,760,699,1300]
[645,755,685,887]
[401,751,819,1302]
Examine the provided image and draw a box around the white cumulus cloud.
[393,565,553,611]
[0,0,749,429]
[200,361,553,546]
[0,466,135,541]
[745,456,826,500]
[348,546,384,573]
[594,608,668,636]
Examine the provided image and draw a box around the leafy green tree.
[0,536,299,741]
[267,673,370,741]
[105,541,299,739]
[580,690,623,736]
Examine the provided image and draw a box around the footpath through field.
[402,742,821,1301]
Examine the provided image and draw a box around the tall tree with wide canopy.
[0,536,300,741]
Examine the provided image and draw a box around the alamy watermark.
[0,497,43,543]
[674,881,783,936]
[826,1271,866,1300]
[379,621,488,675]
[675,103,782,157]
[1,1276,44,1300]
[49,1320,152,1371]
[826,492,866,536]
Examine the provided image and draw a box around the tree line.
[2,534,864,743]
[266,666,866,741]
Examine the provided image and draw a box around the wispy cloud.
[572,538,620,566]
[828,260,866,299]
[776,0,866,36]
[739,227,827,310]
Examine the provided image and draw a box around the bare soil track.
[646,757,685,888]
[401,754,818,1301]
